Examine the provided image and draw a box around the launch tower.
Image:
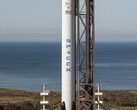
[77,0,95,110]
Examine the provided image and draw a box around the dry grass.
[0,88,40,104]
[0,88,137,109]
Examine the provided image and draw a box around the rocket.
[62,0,76,110]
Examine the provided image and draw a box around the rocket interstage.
[62,0,76,110]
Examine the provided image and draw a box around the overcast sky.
[0,0,137,42]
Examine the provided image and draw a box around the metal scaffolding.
[76,0,95,109]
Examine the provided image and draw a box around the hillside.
[0,89,137,110]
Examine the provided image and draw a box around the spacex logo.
[66,38,71,72]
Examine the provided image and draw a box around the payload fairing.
[62,0,76,110]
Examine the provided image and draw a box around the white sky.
[0,0,137,42]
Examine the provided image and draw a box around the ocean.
[0,42,137,92]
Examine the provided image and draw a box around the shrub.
[4,104,19,110]
[20,102,35,110]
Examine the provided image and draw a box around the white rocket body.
[62,0,75,110]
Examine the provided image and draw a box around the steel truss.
[76,0,95,109]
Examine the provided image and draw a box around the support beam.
[77,0,95,109]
